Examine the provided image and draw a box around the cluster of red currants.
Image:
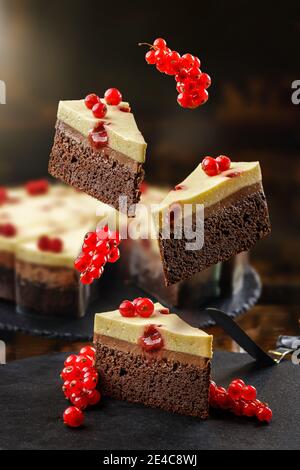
[61,346,101,428]
[119,297,156,318]
[0,223,17,237]
[74,225,121,285]
[143,38,211,109]
[210,378,273,423]
[25,179,49,196]
[201,155,231,176]
[37,235,63,253]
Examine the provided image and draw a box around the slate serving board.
[0,351,298,450]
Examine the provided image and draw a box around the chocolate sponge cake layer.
[94,334,211,419]
[159,189,271,285]
[49,120,144,215]
[0,251,15,301]
[15,260,88,317]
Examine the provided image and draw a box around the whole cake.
[155,159,271,285]
[94,300,213,418]
[48,93,147,215]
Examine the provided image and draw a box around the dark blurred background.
[0,0,299,280]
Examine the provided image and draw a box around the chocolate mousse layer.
[49,120,144,216]
[15,259,88,317]
[94,333,211,419]
[159,188,271,285]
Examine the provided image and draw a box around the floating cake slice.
[48,97,147,215]
[154,159,271,285]
[94,302,212,418]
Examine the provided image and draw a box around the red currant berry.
[90,265,104,280]
[181,53,195,69]
[74,253,91,273]
[119,300,136,317]
[176,82,184,93]
[256,405,272,423]
[135,298,154,318]
[69,379,83,394]
[189,67,201,80]
[139,325,164,352]
[80,271,94,285]
[80,346,95,358]
[217,391,230,409]
[25,179,49,196]
[84,93,100,110]
[191,88,208,107]
[231,378,245,387]
[175,68,188,82]
[70,392,89,410]
[0,187,7,205]
[75,354,93,369]
[145,50,156,64]
[95,240,110,255]
[104,88,122,106]
[241,385,257,402]
[199,73,211,89]
[0,223,17,237]
[243,401,258,417]
[168,51,181,74]
[84,231,98,248]
[154,49,167,64]
[108,230,121,247]
[194,56,201,68]
[86,389,101,406]
[64,354,78,367]
[133,297,142,306]
[62,380,72,399]
[209,381,217,398]
[216,155,231,172]
[201,157,220,176]
[177,93,192,108]
[49,238,63,253]
[153,38,167,50]
[82,372,98,390]
[37,235,50,251]
[107,247,120,263]
[96,224,110,239]
[63,406,84,428]
[92,102,107,119]
[61,365,80,381]
[228,381,244,400]
[232,400,245,416]
[92,253,107,268]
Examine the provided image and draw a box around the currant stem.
[138,42,154,49]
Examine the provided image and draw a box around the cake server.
[206,308,276,366]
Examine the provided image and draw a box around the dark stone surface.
[0,351,298,450]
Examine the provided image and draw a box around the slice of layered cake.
[15,226,91,317]
[94,300,212,418]
[154,157,271,285]
[48,91,147,215]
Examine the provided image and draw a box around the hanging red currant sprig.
[139,37,211,109]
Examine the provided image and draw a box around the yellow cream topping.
[155,161,262,213]
[57,99,147,163]
[94,302,213,359]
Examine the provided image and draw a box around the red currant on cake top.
[0,187,7,205]
[201,157,220,176]
[92,101,107,119]
[104,88,122,106]
[135,298,155,318]
[119,299,136,317]
[63,406,84,428]
[0,223,17,237]
[25,179,49,196]
[49,238,63,253]
[216,155,231,172]
[84,93,101,109]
